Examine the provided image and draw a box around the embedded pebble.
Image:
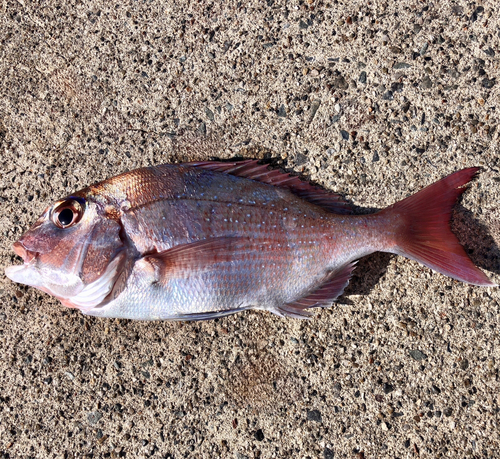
[421,76,433,89]
[87,412,103,425]
[307,409,322,422]
[409,350,428,361]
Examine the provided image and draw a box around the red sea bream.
[5,161,496,320]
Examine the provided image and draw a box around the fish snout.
[12,241,36,263]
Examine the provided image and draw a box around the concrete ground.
[0,0,499,457]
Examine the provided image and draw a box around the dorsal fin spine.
[186,160,353,215]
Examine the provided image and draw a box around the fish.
[4,160,496,320]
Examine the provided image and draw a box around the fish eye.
[58,208,74,226]
[52,198,85,229]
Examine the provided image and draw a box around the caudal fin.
[386,168,496,286]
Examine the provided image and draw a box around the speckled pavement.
[1,0,499,458]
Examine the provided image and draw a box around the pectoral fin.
[143,236,265,284]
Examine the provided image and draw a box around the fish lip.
[4,263,42,288]
[6,242,40,285]
[4,264,26,282]
[13,241,27,259]
[12,241,37,264]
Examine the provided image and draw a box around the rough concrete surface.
[1,0,499,458]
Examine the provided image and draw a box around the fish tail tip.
[386,168,495,286]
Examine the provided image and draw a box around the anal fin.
[277,262,356,318]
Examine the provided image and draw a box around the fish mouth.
[5,239,87,305]
[5,246,126,313]
[5,241,40,285]
[12,241,37,264]
[5,260,47,291]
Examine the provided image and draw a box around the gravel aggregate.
[1,0,500,458]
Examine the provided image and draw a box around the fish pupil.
[58,208,74,226]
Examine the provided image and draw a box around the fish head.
[5,193,127,311]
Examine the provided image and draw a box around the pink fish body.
[5,161,496,320]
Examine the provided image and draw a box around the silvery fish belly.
[5,160,495,321]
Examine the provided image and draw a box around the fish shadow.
[342,252,393,299]
[452,204,500,277]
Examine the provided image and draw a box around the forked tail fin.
[385,168,496,286]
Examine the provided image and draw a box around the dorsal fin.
[187,160,353,215]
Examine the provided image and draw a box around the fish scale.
[113,167,363,316]
[5,161,495,320]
